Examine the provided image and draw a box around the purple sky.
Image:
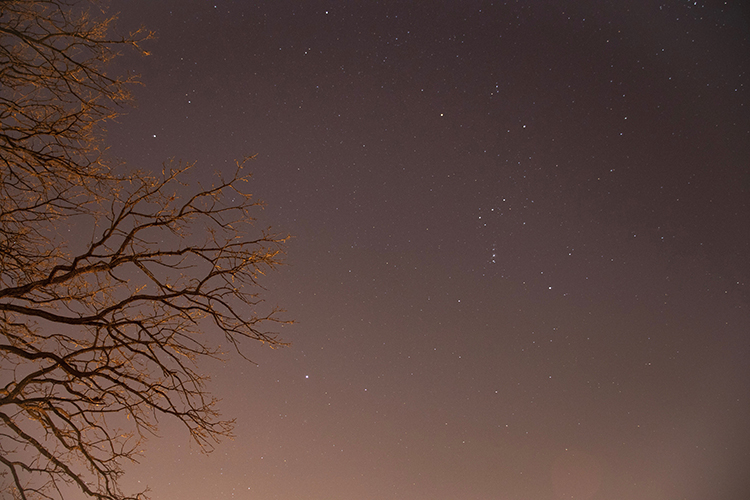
[107,1,749,499]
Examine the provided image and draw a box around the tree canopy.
[0,2,289,499]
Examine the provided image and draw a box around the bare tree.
[0,2,289,499]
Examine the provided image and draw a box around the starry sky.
[105,1,749,499]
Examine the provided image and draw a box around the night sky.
[105,1,749,499]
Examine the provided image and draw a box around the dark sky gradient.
[107,1,749,499]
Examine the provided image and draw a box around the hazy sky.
[106,1,749,499]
